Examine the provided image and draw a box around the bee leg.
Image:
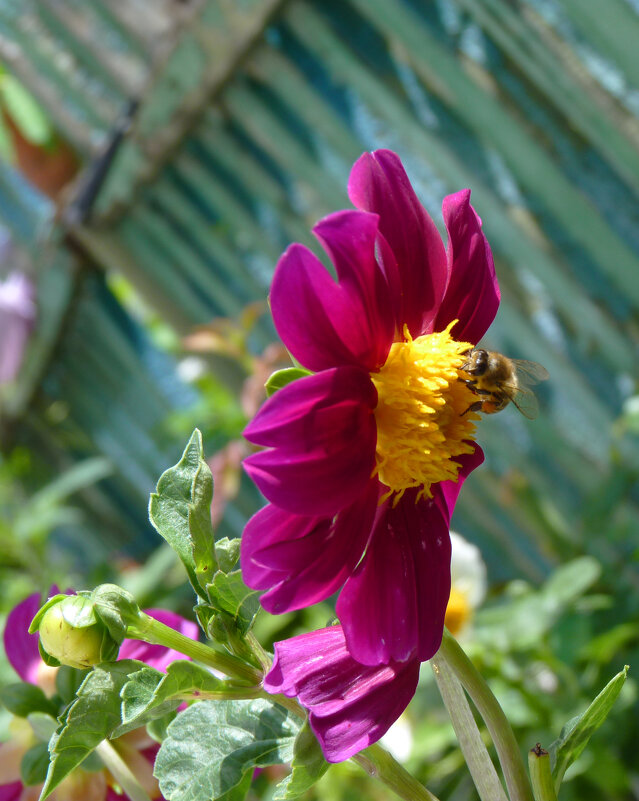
[461,401,483,416]
[460,378,477,387]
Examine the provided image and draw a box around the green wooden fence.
[0,0,638,590]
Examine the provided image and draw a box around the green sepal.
[149,430,217,600]
[154,699,300,801]
[28,594,69,634]
[273,719,329,799]
[91,583,141,643]
[549,666,629,792]
[38,639,61,668]
[0,682,58,718]
[265,368,312,397]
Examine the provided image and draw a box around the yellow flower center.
[371,322,478,504]
[445,587,473,636]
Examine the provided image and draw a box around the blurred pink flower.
[0,272,36,385]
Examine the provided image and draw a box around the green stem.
[438,630,534,801]
[127,613,262,685]
[354,743,442,801]
[95,740,153,801]
[431,655,508,801]
[528,745,558,801]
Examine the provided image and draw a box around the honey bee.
[460,348,549,419]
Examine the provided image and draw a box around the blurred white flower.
[0,271,36,385]
[444,531,487,637]
[380,713,413,762]
[531,662,559,694]
[176,355,206,383]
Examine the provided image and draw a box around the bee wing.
[511,359,549,388]
[509,386,540,420]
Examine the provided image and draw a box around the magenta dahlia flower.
[264,625,420,763]
[242,149,499,667]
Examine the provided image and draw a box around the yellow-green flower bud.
[36,596,114,669]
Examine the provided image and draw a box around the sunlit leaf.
[149,430,217,599]
[155,699,299,801]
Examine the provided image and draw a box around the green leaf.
[147,709,178,744]
[206,570,261,636]
[541,557,601,606]
[55,666,90,704]
[265,368,312,397]
[217,771,251,801]
[215,537,241,573]
[550,666,629,791]
[0,682,58,718]
[21,742,50,786]
[27,712,58,742]
[155,699,300,801]
[149,430,217,599]
[116,660,227,737]
[0,74,52,144]
[273,720,329,799]
[40,660,142,800]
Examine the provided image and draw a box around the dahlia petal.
[270,212,394,372]
[348,150,447,338]
[243,368,377,516]
[3,592,43,683]
[264,626,420,762]
[336,499,417,665]
[338,492,452,665]
[434,190,500,344]
[241,503,319,591]
[244,366,376,447]
[312,211,395,367]
[118,610,199,672]
[0,781,22,801]
[244,483,378,614]
[434,444,484,526]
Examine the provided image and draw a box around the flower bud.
[32,595,119,669]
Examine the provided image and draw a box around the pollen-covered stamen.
[371,322,479,503]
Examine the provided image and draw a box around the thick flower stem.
[126,614,262,685]
[355,743,442,801]
[438,630,534,801]
[431,655,508,801]
[528,745,558,801]
[95,740,153,801]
